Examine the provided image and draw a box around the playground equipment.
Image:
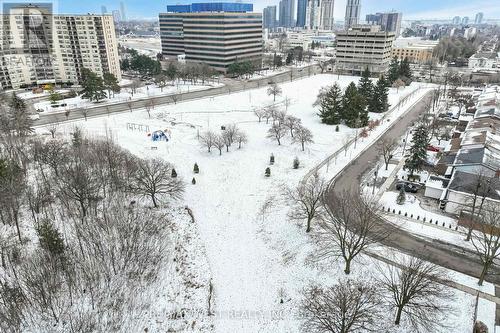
[149,129,171,142]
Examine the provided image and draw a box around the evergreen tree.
[399,57,412,81]
[318,83,343,125]
[103,72,121,98]
[166,62,178,81]
[193,163,199,174]
[387,56,400,84]
[81,68,107,102]
[358,67,373,105]
[293,157,300,169]
[397,186,406,205]
[192,177,196,185]
[171,168,177,178]
[341,82,363,128]
[7,93,33,136]
[368,76,389,113]
[265,167,271,177]
[36,220,65,257]
[405,124,429,176]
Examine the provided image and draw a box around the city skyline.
[20,0,499,21]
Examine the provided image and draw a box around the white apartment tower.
[345,0,361,30]
[0,4,121,91]
[305,0,321,30]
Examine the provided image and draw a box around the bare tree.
[81,108,89,121]
[199,130,216,153]
[130,158,184,208]
[274,109,288,126]
[213,134,226,156]
[0,160,26,242]
[301,279,382,333]
[264,105,279,124]
[316,192,383,274]
[318,59,334,73]
[222,124,238,147]
[46,123,59,139]
[127,101,133,112]
[130,79,141,96]
[284,116,301,137]
[376,257,453,331]
[376,138,397,171]
[267,82,282,102]
[235,131,248,149]
[267,123,287,145]
[170,94,180,105]
[285,173,325,233]
[293,125,314,151]
[471,202,500,285]
[254,109,266,123]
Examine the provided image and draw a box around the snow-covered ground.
[119,37,161,57]
[35,82,222,113]
[38,74,493,332]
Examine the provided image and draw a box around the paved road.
[326,91,500,285]
[33,65,320,127]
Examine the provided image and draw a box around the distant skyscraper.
[452,16,461,25]
[112,10,121,23]
[475,12,484,24]
[101,5,107,15]
[365,12,402,37]
[305,0,321,29]
[461,16,469,25]
[120,1,127,21]
[263,6,277,29]
[320,0,335,30]
[345,0,361,30]
[279,0,295,28]
[296,0,307,28]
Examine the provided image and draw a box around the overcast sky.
[12,0,500,20]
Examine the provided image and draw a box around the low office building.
[159,2,263,72]
[335,25,395,75]
[391,38,439,63]
[0,4,121,91]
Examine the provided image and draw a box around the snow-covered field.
[35,82,222,113]
[39,74,495,332]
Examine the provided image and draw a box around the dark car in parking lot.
[396,182,419,193]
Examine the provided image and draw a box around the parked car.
[396,182,419,193]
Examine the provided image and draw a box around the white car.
[29,114,40,120]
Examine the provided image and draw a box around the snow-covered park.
[37,74,496,332]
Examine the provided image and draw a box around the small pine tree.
[368,76,389,114]
[318,83,343,125]
[265,167,271,177]
[399,57,412,81]
[335,125,340,132]
[171,168,177,178]
[387,56,400,85]
[192,177,196,184]
[341,82,363,128]
[36,220,65,257]
[397,186,406,205]
[405,124,429,176]
[72,127,83,147]
[270,154,275,165]
[293,157,300,169]
[358,67,373,106]
[194,163,199,174]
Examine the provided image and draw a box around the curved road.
[326,91,500,285]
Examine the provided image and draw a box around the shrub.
[335,125,339,132]
[171,168,177,178]
[194,163,199,174]
[270,154,275,165]
[192,177,196,185]
[265,167,271,177]
[293,157,300,169]
[36,220,65,257]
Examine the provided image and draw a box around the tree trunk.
[344,258,351,274]
[301,142,305,151]
[306,217,312,233]
[478,262,490,286]
[395,306,403,325]
[151,194,158,208]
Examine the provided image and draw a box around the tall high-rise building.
[120,1,127,21]
[344,0,361,30]
[475,12,484,24]
[365,12,402,37]
[263,6,277,29]
[305,0,321,30]
[296,0,308,28]
[101,6,107,15]
[452,16,461,25]
[112,10,121,23]
[0,4,121,91]
[279,0,295,28]
[320,0,335,30]
[160,3,262,72]
[461,16,469,25]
